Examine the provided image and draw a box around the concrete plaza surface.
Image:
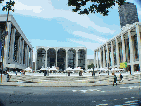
[0,72,141,87]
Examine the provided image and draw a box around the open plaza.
[0,2,141,85]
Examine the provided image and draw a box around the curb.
[0,82,140,87]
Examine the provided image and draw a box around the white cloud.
[73,31,108,43]
[14,0,43,13]
[68,39,101,51]
[13,0,115,34]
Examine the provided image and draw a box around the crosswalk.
[71,88,140,106]
[120,86,141,89]
[72,89,106,93]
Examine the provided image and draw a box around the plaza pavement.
[0,72,141,87]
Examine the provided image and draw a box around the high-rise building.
[118,2,139,28]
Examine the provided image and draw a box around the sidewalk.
[0,72,141,87]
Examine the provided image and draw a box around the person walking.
[7,72,10,82]
[15,71,17,75]
[119,73,123,83]
[99,72,100,77]
[113,74,117,86]
[44,70,46,76]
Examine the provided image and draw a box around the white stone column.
[85,49,87,70]
[31,49,33,68]
[122,35,126,62]
[19,37,22,64]
[103,46,105,68]
[66,49,68,69]
[99,48,102,68]
[111,41,114,68]
[136,24,141,71]
[45,49,47,68]
[56,49,57,67]
[35,48,37,72]
[76,49,78,67]
[27,45,29,67]
[29,48,31,67]
[18,37,21,64]
[106,43,109,68]
[21,40,24,65]
[4,22,11,67]
[96,49,98,69]
[94,50,96,68]
[24,45,27,67]
[129,30,134,74]
[10,28,15,63]
[116,38,119,69]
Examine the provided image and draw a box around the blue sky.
[0,0,141,62]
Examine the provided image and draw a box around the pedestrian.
[99,72,100,77]
[20,71,21,75]
[92,72,93,76]
[113,74,117,86]
[15,71,17,75]
[119,73,123,83]
[44,70,46,76]
[7,72,10,82]
[108,70,109,75]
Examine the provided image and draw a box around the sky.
[0,0,141,62]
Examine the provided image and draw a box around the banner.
[120,63,125,68]
[120,62,127,68]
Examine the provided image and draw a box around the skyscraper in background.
[118,2,139,29]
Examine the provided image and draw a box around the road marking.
[92,101,96,102]
[120,87,129,88]
[97,90,100,91]
[88,89,97,91]
[101,91,106,92]
[102,100,106,101]
[72,90,77,92]
[80,90,87,93]
[114,99,117,100]
[122,104,131,105]
[124,98,128,99]
[88,89,94,91]
[96,104,108,106]
[131,97,135,98]
[129,103,138,105]
[125,101,135,103]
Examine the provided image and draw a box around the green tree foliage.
[2,0,15,12]
[0,0,4,3]
[68,0,126,16]
[88,63,94,69]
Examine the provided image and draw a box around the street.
[0,83,141,106]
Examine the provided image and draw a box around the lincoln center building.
[35,47,87,71]
[0,14,33,71]
[94,22,141,74]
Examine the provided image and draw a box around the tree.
[88,63,94,69]
[68,0,126,16]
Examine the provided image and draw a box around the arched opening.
[47,48,56,68]
[57,48,66,71]
[68,48,76,69]
[37,48,46,70]
[78,49,86,70]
